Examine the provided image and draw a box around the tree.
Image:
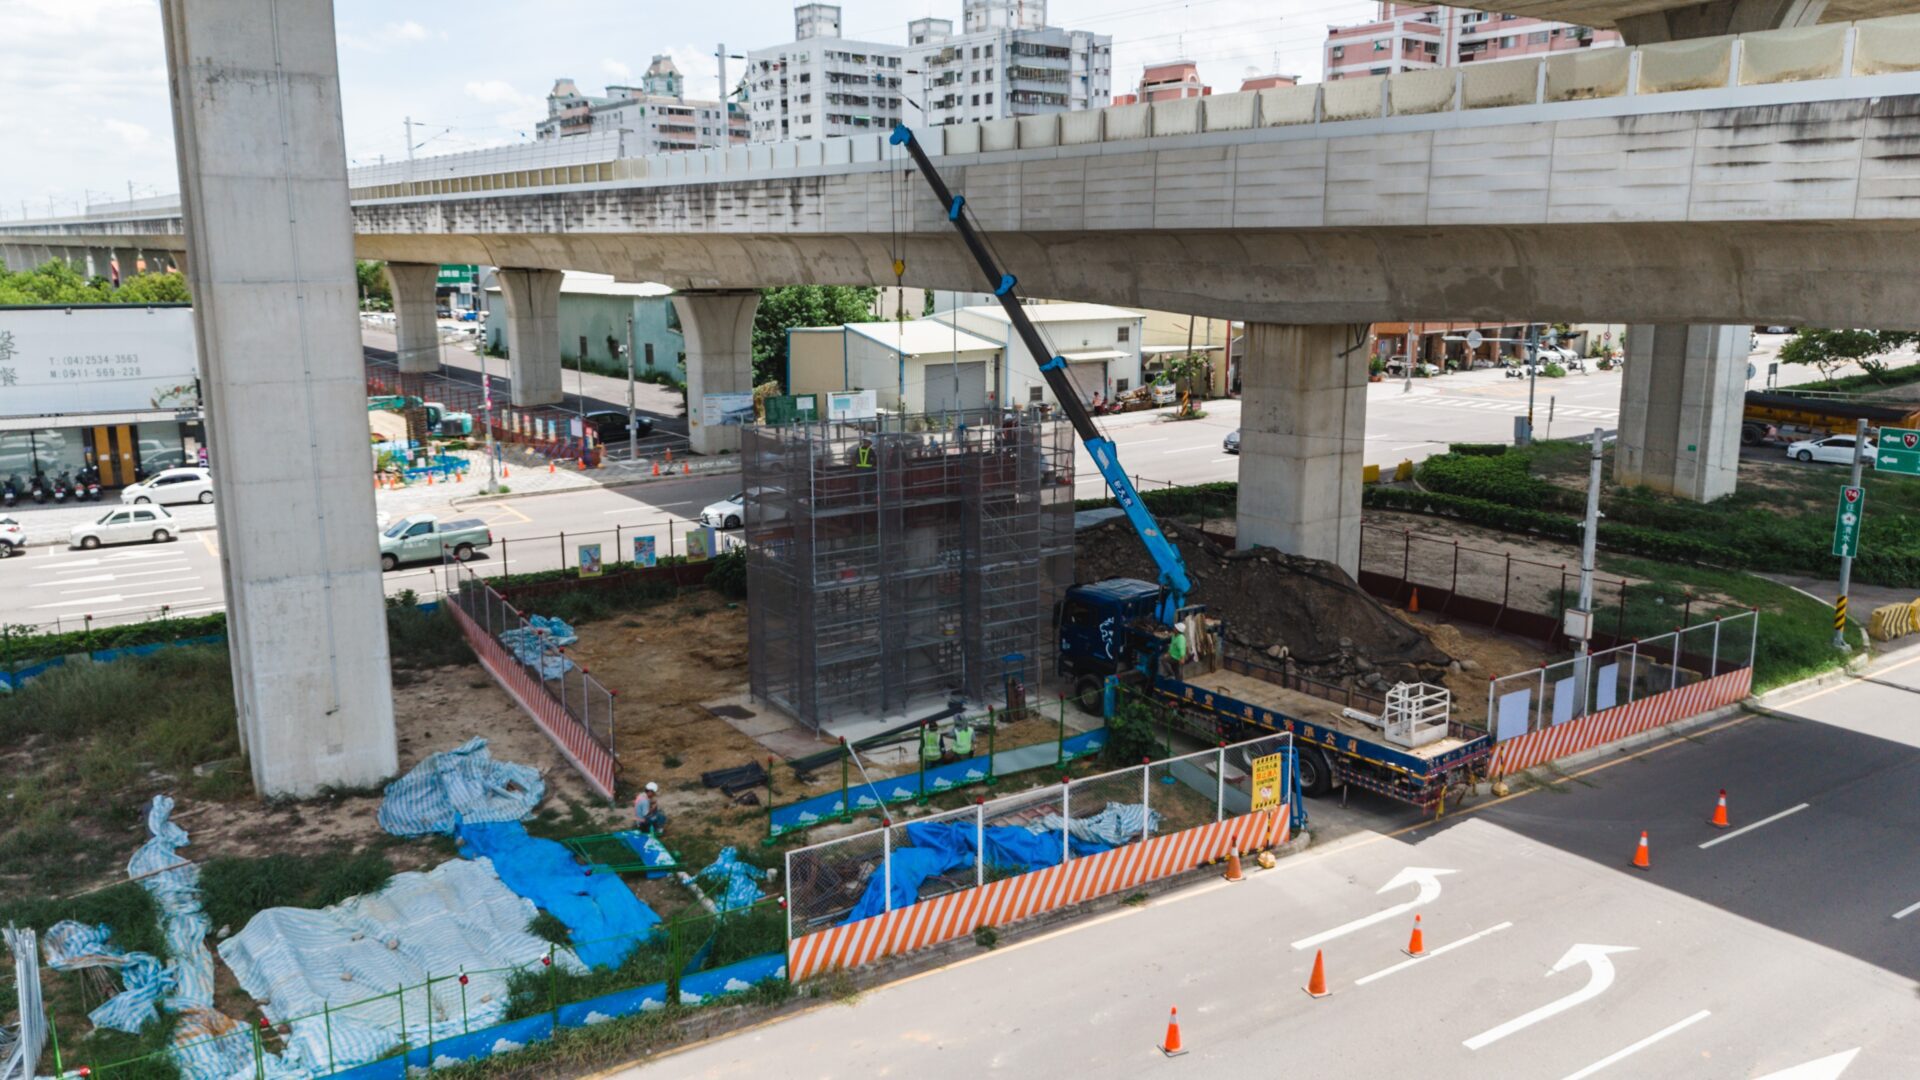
[1778,328,1920,383]
[356,259,392,311]
[118,271,192,304]
[749,285,879,389]
[0,259,108,305]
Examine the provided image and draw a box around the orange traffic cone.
[682,461,690,475]
[427,472,434,485]
[1404,914,1426,958]
[548,461,555,474]
[1631,830,1651,871]
[1222,846,1245,884]
[1709,789,1729,829]
[1407,587,1420,614]
[502,465,511,478]
[652,461,660,477]
[1304,950,1331,998]
[1158,1006,1186,1057]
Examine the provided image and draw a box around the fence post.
[1401,529,1412,602]
[917,723,928,804]
[252,1017,265,1080]
[1060,777,1071,863]
[47,1009,62,1079]
[459,969,470,1034]
[1670,628,1682,692]
[397,983,407,1051]
[502,535,509,575]
[324,1001,335,1074]
[987,717,998,785]
[1486,677,1496,735]
[975,801,986,888]
[1535,665,1547,732]
[1711,617,1722,677]
[615,523,622,566]
[1215,744,1225,821]
[1141,760,1151,840]
[547,945,558,1028]
[559,530,566,570]
[424,973,436,1070]
[1056,695,1066,767]
[1748,607,1759,671]
[1627,642,1640,704]
[1499,553,1512,629]
[882,827,893,913]
[839,737,850,821]
[783,850,795,943]
[1447,541,1459,611]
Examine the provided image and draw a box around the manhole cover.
[705,705,754,720]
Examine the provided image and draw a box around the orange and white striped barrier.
[1487,668,1751,778]
[787,807,1289,982]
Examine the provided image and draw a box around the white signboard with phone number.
[0,306,200,418]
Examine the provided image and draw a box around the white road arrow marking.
[1751,1048,1861,1080]
[1463,943,1636,1050]
[1290,867,1456,950]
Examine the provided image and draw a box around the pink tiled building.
[1324,3,1620,81]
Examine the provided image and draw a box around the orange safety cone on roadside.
[652,461,660,477]
[1158,1006,1186,1057]
[1709,789,1730,829]
[683,461,690,475]
[1407,587,1420,614]
[1222,846,1245,883]
[1404,914,1426,958]
[502,465,511,478]
[1631,830,1651,871]
[1304,950,1331,998]
[548,461,555,474]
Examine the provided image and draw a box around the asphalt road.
[631,654,1920,1079]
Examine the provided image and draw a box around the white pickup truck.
[378,513,492,571]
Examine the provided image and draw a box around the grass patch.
[526,911,572,947]
[386,591,475,669]
[199,850,396,933]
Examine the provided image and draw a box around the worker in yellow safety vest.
[921,722,942,762]
[854,438,875,468]
[951,717,974,758]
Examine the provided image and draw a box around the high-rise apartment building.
[1324,3,1620,81]
[536,57,748,151]
[746,4,906,142]
[906,0,1111,127]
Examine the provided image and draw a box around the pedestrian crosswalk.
[1386,395,1619,421]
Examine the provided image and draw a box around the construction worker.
[1160,620,1190,679]
[632,781,666,834]
[921,722,942,764]
[951,716,975,759]
[853,437,875,469]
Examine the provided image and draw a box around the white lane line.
[119,586,206,601]
[1698,802,1811,849]
[1354,921,1513,985]
[1559,1010,1712,1080]
[1210,457,1235,464]
[1122,438,1168,446]
[1893,899,1920,919]
[43,567,193,588]
[1161,445,1215,455]
[600,500,694,514]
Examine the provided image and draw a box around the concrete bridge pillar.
[163,0,397,796]
[1616,324,1748,502]
[385,261,442,374]
[674,291,761,456]
[1233,323,1369,577]
[497,268,564,406]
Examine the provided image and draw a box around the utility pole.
[1521,323,1541,446]
[626,312,638,461]
[716,43,728,105]
[403,116,416,191]
[1834,416,1869,649]
[1572,427,1604,716]
[480,329,497,494]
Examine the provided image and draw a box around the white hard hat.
[644,781,659,793]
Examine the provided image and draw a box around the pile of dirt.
[1074,520,1454,688]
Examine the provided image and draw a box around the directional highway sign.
[1875,427,1920,476]
[1832,485,1865,558]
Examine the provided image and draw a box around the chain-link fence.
[53,903,787,1080]
[1358,524,1632,644]
[784,732,1297,934]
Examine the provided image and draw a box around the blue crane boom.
[888,123,1192,624]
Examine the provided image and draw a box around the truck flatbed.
[1178,668,1478,764]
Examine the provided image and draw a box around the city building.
[483,273,687,380]
[907,0,1111,126]
[788,318,1005,415]
[1324,3,1619,82]
[0,305,206,488]
[746,4,905,142]
[1112,60,1208,107]
[536,57,747,152]
[1238,72,1300,91]
[934,302,1144,409]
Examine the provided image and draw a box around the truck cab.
[421,402,474,437]
[1056,578,1165,710]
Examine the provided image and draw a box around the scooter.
[79,466,102,502]
[29,472,48,504]
[51,470,71,504]
[1,475,17,508]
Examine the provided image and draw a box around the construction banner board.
[0,305,200,417]
[826,389,878,421]
[687,528,711,562]
[699,392,755,429]
[1249,753,1285,812]
[1874,427,1920,476]
[633,536,656,567]
[579,544,603,578]
[1831,484,1865,558]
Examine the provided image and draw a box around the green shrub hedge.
[1361,486,1739,565]
[2,612,228,669]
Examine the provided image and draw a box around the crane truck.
[890,124,1491,814]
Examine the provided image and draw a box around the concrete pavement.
[631,653,1920,1079]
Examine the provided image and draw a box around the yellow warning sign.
[1250,752,1285,812]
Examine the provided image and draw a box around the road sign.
[1249,753,1284,812]
[1465,330,1484,350]
[1875,427,1920,476]
[436,264,477,286]
[1832,484,1865,558]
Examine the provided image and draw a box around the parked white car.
[701,493,745,529]
[70,505,177,549]
[1786,434,1872,465]
[122,467,214,506]
[0,515,23,557]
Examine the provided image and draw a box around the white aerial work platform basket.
[1382,682,1451,749]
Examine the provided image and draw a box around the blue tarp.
[768,728,1109,837]
[42,921,171,1033]
[841,818,1116,923]
[617,830,677,878]
[377,738,545,837]
[691,848,765,913]
[455,821,658,970]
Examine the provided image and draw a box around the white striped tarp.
[789,806,1289,982]
[1488,668,1752,777]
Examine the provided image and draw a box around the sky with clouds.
[1,0,1375,219]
